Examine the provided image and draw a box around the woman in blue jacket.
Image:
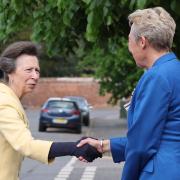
[77,7,180,180]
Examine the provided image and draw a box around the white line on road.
[54,157,98,180]
[80,166,97,180]
[54,157,77,180]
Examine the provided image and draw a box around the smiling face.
[8,54,40,98]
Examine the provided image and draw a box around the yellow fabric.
[0,83,53,180]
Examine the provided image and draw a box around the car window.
[77,100,87,107]
[47,101,75,109]
[66,97,88,107]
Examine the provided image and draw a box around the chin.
[135,62,141,67]
[136,62,145,68]
[25,88,34,94]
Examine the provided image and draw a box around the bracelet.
[99,139,104,153]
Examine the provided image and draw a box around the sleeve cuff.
[110,137,127,163]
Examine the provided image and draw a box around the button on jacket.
[110,53,180,180]
[0,83,53,180]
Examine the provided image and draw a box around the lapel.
[127,53,177,128]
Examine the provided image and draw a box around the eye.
[35,68,40,74]
[25,68,32,72]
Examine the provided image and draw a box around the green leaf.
[0,31,6,41]
[63,11,73,26]
[47,0,58,7]
[82,0,91,5]
[11,0,23,13]
[103,6,108,17]
[107,15,112,26]
[86,11,98,42]
[2,0,9,7]
[137,0,147,8]
[171,0,180,16]
[57,0,67,10]
[33,10,44,18]
[129,0,136,10]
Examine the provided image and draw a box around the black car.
[38,97,82,133]
[64,96,92,126]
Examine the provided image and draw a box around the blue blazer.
[110,53,180,180]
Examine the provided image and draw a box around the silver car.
[64,96,92,126]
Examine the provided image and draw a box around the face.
[128,25,146,68]
[8,54,40,98]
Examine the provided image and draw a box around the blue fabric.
[110,137,127,162]
[110,53,180,180]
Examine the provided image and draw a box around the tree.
[0,0,180,103]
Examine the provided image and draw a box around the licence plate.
[53,118,67,124]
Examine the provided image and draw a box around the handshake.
[49,137,104,162]
[73,137,103,162]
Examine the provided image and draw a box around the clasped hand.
[73,137,102,162]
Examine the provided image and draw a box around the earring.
[9,79,14,85]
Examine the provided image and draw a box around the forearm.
[48,142,76,159]
[48,140,102,162]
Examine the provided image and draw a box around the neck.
[8,83,23,99]
[144,49,170,69]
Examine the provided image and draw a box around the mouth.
[28,84,36,88]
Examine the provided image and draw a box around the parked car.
[38,97,82,133]
[64,96,92,126]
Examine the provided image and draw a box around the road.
[20,107,127,180]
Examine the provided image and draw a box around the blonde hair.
[128,7,176,51]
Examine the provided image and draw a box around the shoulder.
[137,67,170,93]
[0,92,23,114]
[151,58,180,75]
[0,91,15,104]
[0,90,19,103]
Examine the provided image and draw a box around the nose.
[31,69,40,80]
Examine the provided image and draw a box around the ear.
[7,74,13,84]
[139,36,147,49]
[8,73,14,80]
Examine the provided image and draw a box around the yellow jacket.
[0,83,53,180]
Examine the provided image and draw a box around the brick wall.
[22,77,112,108]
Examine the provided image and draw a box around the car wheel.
[39,122,46,132]
[83,117,90,126]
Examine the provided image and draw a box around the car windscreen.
[47,101,76,109]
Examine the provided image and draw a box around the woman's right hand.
[77,137,103,153]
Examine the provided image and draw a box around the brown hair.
[0,41,39,82]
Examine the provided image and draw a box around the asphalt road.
[20,107,127,180]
